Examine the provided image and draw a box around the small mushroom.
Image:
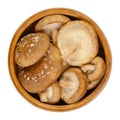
[15,32,50,67]
[59,67,87,104]
[18,44,62,93]
[35,14,70,44]
[81,56,106,89]
[57,20,99,66]
[38,82,61,104]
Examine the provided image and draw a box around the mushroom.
[18,44,62,93]
[38,82,61,104]
[59,67,87,104]
[81,56,106,89]
[57,20,99,66]
[15,32,50,67]
[35,14,70,44]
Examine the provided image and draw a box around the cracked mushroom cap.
[15,33,50,67]
[18,44,62,93]
[57,20,99,66]
[81,56,106,89]
[35,14,70,44]
[59,67,87,104]
[39,82,61,104]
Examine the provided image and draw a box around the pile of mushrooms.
[15,14,106,105]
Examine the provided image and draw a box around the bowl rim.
[8,7,112,112]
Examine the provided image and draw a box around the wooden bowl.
[8,8,112,111]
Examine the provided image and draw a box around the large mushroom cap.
[39,82,61,104]
[18,44,62,93]
[15,33,50,67]
[59,67,87,104]
[57,20,99,66]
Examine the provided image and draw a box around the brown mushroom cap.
[57,20,99,66]
[39,82,61,104]
[89,56,106,81]
[81,56,106,89]
[15,33,50,67]
[87,79,101,90]
[59,67,87,104]
[18,44,62,93]
[35,14,70,44]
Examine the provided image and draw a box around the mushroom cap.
[59,67,87,104]
[89,56,106,81]
[87,79,101,90]
[39,82,61,104]
[35,14,70,36]
[81,56,106,89]
[57,20,99,66]
[15,33,50,67]
[18,44,62,93]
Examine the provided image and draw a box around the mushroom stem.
[39,82,61,104]
[81,64,96,74]
[52,29,58,45]
[39,92,48,102]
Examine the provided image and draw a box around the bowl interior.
[8,8,112,111]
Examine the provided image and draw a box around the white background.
[0,0,119,119]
